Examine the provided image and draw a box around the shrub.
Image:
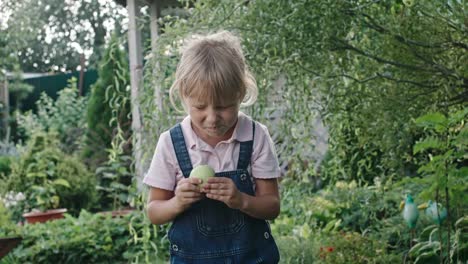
[16,78,87,155]
[95,154,134,211]
[8,210,169,263]
[54,156,98,215]
[0,155,11,176]
[83,33,130,169]
[0,199,19,237]
[4,132,97,217]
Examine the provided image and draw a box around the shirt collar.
[180,112,253,150]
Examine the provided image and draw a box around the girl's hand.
[174,178,204,210]
[202,177,244,210]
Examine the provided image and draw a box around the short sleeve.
[250,122,281,179]
[142,131,178,191]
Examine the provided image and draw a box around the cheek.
[190,111,203,121]
[224,111,239,123]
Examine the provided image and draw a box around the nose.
[205,107,218,124]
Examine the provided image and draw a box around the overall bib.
[168,122,280,264]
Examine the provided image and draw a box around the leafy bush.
[54,156,99,215]
[313,231,402,264]
[276,235,316,264]
[0,199,19,237]
[409,216,468,264]
[8,210,169,263]
[95,154,135,211]
[272,175,438,262]
[4,132,97,217]
[83,33,131,169]
[0,140,18,177]
[16,78,87,154]
[0,156,11,176]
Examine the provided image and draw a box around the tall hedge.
[83,34,131,169]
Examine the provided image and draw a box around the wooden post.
[149,0,163,113]
[1,78,9,141]
[127,0,144,188]
[78,53,85,96]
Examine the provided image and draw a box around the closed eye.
[215,104,235,110]
[193,104,206,110]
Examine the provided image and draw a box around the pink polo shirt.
[143,112,281,191]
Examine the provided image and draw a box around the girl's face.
[185,96,240,144]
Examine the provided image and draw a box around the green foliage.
[6,64,34,109]
[143,0,467,188]
[0,155,11,176]
[54,155,98,216]
[0,62,33,140]
[4,132,96,216]
[125,193,171,263]
[83,33,131,169]
[320,0,467,184]
[409,216,468,263]
[0,0,127,72]
[7,210,169,263]
[413,109,467,217]
[0,199,19,237]
[95,154,134,211]
[408,109,468,262]
[6,132,68,212]
[271,175,448,262]
[16,78,87,154]
[275,235,316,264]
[314,231,401,264]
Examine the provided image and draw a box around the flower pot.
[22,208,67,224]
[0,236,22,260]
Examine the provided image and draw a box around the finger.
[182,197,202,204]
[205,188,227,195]
[187,177,202,185]
[182,191,203,198]
[206,177,229,184]
[178,182,201,192]
[205,193,224,202]
[204,183,228,190]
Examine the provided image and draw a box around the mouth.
[205,126,222,133]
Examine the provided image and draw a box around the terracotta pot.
[0,236,22,259]
[22,208,67,224]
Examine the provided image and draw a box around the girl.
[144,31,281,264]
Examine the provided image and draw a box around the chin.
[207,129,226,137]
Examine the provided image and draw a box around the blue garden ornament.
[402,194,419,229]
[425,200,447,225]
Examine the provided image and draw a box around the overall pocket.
[196,199,245,237]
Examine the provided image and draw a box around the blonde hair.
[169,31,257,112]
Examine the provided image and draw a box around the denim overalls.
[168,122,280,264]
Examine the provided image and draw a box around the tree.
[142,0,467,184]
[0,29,33,140]
[83,34,131,169]
[0,0,127,72]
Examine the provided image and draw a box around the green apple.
[190,165,215,186]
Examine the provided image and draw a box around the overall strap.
[170,123,193,178]
[237,121,256,170]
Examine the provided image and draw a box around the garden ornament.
[419,200,447,225]
[400,194,419,229]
